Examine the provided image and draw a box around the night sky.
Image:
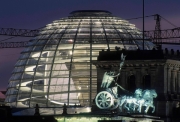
[0,0,180,97]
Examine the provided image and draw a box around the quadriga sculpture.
[95,53,157,114]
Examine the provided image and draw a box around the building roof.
[70,10,112,16]
[98,50,164,61]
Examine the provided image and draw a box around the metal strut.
[154,14,162,49]
[0,28,39,37]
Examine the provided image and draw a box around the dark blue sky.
[1,0,180,30]
[0,0,180,97]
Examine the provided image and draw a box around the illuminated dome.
[5,10,155,108]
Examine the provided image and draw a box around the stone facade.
[93,50,180,121]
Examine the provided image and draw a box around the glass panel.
[26,40,37,46]
[24,66,36,72]
[17,94,31,100]
[46,51,55,57]
[8,81,20,87]
[30,52,41,58]
[6,88,18,95]
[22,46,34,52]
[13,66,24,73]
[34,71,50,78]
[22,72,33,79]
[27,58,38,65]
[60,39,74,44]
[44,45,57,50]
[8,95,17,102]
[19,53,30,59]
[21,81,32,87]
[58,44,73,50]
[17,101,29,107]
[15,60,27,66]
[10,73,22,80]
[36,40,47,45]
[32,85,44,91]
[39,57,53,63]
[46,39,59,45]
[33,46,43,51]
[49,78,69,85]
[123,45,138,50]
[52,71,69,77]
[49,93,68,104]
[51,34,62,39]
[30,98,47,107]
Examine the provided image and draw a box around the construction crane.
[0,41,28,48]
[0,26,180,39]
[145,27,180,41]
[0,28,39,37]
[0,14,180,48]
[1,27,180,48]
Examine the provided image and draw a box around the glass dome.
[5,10,155,108]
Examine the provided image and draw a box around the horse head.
[150,89,157,98]
[142,89,157,101]
[134,88,143,98]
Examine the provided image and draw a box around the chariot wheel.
[95,91,114,109]
[110,99,119,110]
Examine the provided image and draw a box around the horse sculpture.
[118,89,142,113]
[141,89,157,113]
[119,95,138,112]
[118,89,157,113]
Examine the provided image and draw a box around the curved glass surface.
[5,10,155,108]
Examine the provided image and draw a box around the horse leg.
[152,105,155,113]
[124,102,129,111]
[145,105,150,113]
[119,99,124,107]
[129,103,134,112]
[119,99,125,112]
[133,104,136,112]
[119,105,123,112]
[138,104,142,113]
[133,101,139,112]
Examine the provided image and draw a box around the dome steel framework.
[5,10,155,108]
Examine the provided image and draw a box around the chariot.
[95,86,119,110]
